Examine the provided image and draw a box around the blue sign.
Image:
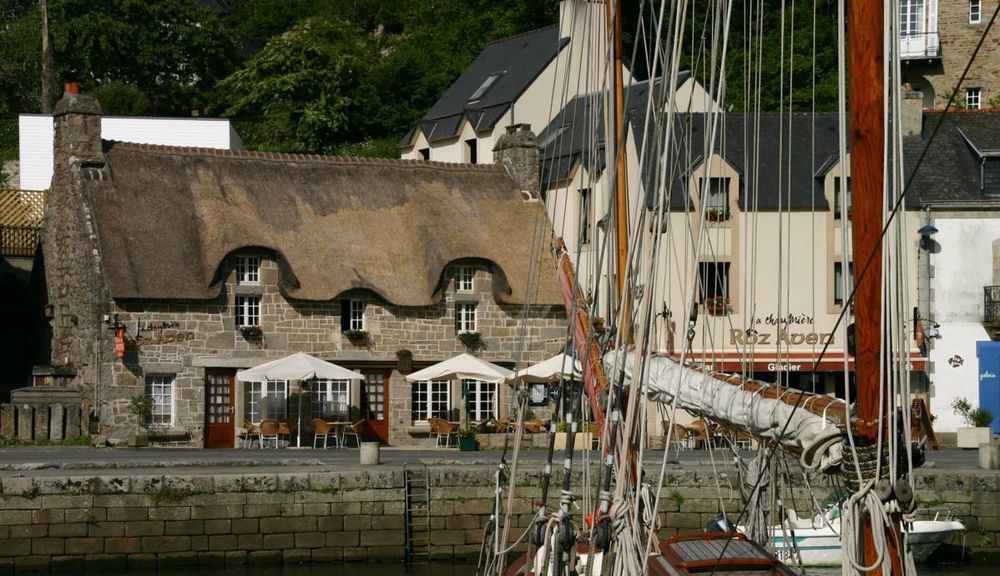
[977,341,1000,436]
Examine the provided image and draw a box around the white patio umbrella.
[518,353,583,383]
[405,353,514,428]
[237,352,364,447]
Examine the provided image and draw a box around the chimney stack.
[494,123,540,198]
[52,89,103,167]
[901,89,923,138]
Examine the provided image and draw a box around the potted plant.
[706,208,730,222]
[706,296,730,316]
[458,331,484,352]
[127,394,153,447]
[458,428,478,451]
[240,325,263,341]
[952,397,995,448]
[344,329,371,347]
[552,420,593,451]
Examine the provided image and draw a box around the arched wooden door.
[362,371,390,444]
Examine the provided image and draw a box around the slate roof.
[538,75,690,191]
[89,143,563,307]
[400,26,568,147]
[907,110,1000,203]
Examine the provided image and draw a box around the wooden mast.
[847,1,903,574]
[607,0,630,341]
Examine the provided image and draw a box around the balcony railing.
[900,32,940,60]
[0,225,42,257]
[986,286,1000,324]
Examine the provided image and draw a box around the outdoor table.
[327,421,353,448]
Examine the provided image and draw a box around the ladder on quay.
[404,463,431,562]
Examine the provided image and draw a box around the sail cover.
[605,351,845,471]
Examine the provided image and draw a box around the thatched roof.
[92,143,563,307]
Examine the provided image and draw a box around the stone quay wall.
[0,464,996,572]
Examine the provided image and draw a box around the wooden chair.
[259,419,280,449]
[687,419,712,450]
[277,421,292,446]
[341,419,365,448]
[661,420,689,451]
[524,418,546,434]
[239,419,259,449]
[430,417,457,447]
[312,418,337,449]
[475,418,499,433]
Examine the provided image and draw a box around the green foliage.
[458,428,476,439]
[0,2,42,114]
[458,332,484,352]
[86,82,152,116]
[952,397,995,428]
[128,394,154,423]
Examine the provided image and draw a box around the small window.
[455,302,477,333]
[465,139,478,164]
[419,148,430,160]
[966,87,981,110]
[579,188,591,245]
[312,379,350,421]
[411,380,451,424]
[236,256,260,284]
[701,177,730,221]
[698,261,730,304]
[539,123,571,148]
[145,375,174,428]
[970,0,982,24]
[243,380,287,422]
[469,72,502,102]
[834,177,852,219]
[340,299,365,331]
[456,267,474,292]
[834,261,855,305]
[235,295,260,327]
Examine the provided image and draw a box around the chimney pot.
[63,82,80,95]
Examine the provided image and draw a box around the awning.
[660,351,927,373]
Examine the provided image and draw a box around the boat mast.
[847,1,903,574]
[607,0,630,341]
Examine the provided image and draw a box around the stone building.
[901,0,1000,109]
[38,91,567,447]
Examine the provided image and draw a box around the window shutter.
[455,305,461,332]
[340,300,350,332]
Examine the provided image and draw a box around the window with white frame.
[469,72,502,102]
[456,267,474,292]
[340,299,365,331]
[966,87,982,109]
[463,379,496,422]
[834,177,852,219]
[701,177,730,221]
[236,256,260,284]
[971,0,982,24]
[312,379,350,421]
[412,380,451,424]
[243,380,287,422]
[235,295,260,327]
[899,0,925,38]
[455,302,477,333]
[834,261,855,305]
[145,375,173,427]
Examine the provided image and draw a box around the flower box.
[240,325,263,341]
[344,329,370,347]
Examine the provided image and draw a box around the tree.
[0,1,42,115]
[219,16,375,153]
[47,0,241,115]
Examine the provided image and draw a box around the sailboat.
[475,1,962,575]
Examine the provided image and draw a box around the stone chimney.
[494,123,540,198]
[53,90,103,168]
[901,89,923,138]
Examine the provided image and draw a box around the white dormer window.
[456,303,477,333]
[469,73,502,102]
[970,0,982,24]
[456,267,474,292]
[341,299,365,331]
[236,256,260,284]
[701,178,730,221]
[966,87,981,109]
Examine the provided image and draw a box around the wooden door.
[205,369,235,448]
[362,372,389,444]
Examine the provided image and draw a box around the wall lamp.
[918,224,938,250]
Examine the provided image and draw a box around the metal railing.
[900,31,941,59]
[986,285,1000,324]
[0,225,42,257]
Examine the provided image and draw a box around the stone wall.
[0,464,996,572]
[903,0,1000,109]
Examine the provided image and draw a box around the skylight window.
[469,73,503,102]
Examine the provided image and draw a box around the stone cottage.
[39,91,567,447]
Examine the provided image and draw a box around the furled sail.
[604,350,845,471]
